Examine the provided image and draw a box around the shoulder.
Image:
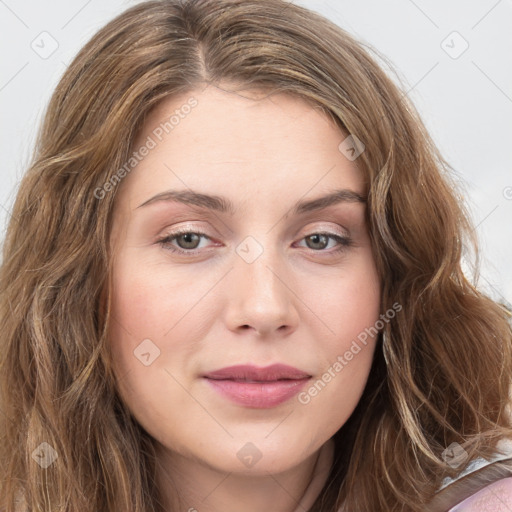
[439,437,512,491]
[426,438,512,512]
[447,476,512,511]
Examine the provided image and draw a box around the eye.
[157,228,212,254]
[156,229,353,256]
[295,233,353,253]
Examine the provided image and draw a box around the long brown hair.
[1,1,511,510]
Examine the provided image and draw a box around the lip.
[203,364,310,381]
[202,364,311,408]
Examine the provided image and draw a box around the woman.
[0,1,511,510]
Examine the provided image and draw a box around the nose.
[223,241,299,338]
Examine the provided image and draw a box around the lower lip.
[204,377,310,408]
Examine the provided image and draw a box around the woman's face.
[108,84,381,476]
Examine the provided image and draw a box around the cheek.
[107,251,215,414]
[296,254,380,430]
[107,257,173,400]
[313,251,381,349]
[297,345,376,443]
[107,271,196,438]
[109,251,197,339]
[297,305,380,440]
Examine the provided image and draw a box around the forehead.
[116,84,365,212]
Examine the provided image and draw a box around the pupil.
[309,234,326,249]
[181,233,198,248]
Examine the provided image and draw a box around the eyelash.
[156,228,353,256]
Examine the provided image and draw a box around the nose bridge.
[235,234,284,300]
[225,233,298,335]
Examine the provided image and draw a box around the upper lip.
[203,364,311,382]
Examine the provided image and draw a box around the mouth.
[202,363,311,381]
[202,364,311,408]
[208,378,302,382]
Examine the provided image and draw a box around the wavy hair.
[1,0,511,510]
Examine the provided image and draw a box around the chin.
[199,436,316,476]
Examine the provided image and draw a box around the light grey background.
[1,0,511,304]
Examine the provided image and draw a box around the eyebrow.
[136,188,366,216]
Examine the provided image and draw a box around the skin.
[108,83,381,512]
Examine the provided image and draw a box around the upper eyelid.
[159,218,352,236]
[159,225,350,241]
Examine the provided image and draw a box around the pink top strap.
[447,476,512,511]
